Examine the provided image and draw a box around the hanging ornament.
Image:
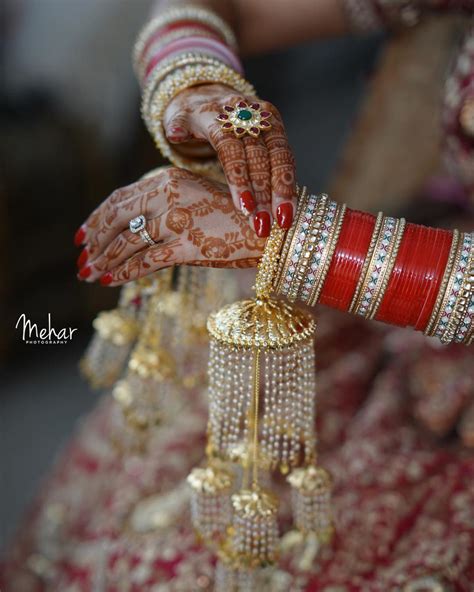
[160,267,238,390]
[187,463,234,543]
[80,281,142,389]
[111,270,177,454]
[206,229,317,475]
[215,553,258,592]
[187,223,333,587]
[231,487,279,567]
[287,465,334,544]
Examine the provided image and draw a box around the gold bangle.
[144,63,255,176]
[446,270,473,344]
[133,7,238,69]
[308,202,347,307]
[274,186,308,293]
[142,54,227,117]
[287,194,329,303]
[428,232,465,339]
[255,225,287,299]
[437,232,473,344]
[352,215,399,319]
[349,212,384,314]
[369,217,406,320]
[424,230,460,336]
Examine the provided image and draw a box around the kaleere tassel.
[111,270,177,454]
[187,462,234,543]
[287,465,334,544]
[80,281,142,389]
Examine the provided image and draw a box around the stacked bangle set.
[274,188,473,345]
[133,6,473,345]
[134,7,254,175]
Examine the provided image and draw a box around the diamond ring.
[216,100,272,138]
[129,215,156,247]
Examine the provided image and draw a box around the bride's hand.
[75,167,265,286]
[163,83,296,237]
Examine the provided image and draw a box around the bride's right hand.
[163,83,296,236]
[75,167,266,286]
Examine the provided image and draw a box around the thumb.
[164,115,192,144]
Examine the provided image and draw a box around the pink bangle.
[138,27,223,81]
[141,20,231,62]
[144,36,244,80]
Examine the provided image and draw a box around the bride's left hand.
[74,167,265,286]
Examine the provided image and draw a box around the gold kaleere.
[111,270,177,454]
[187,225,333,590]
[159,267,234,390]
[80,281,143,389]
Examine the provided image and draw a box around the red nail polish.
[77,248,88,268]
[169,125,186,135]
[74,225,86,247]
[240,191,256,215]
[78,265,91,279]
[254,211,271,238]
[100,272,113,286]
[276,203,293,229]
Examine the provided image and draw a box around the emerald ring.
[216,101,272,138]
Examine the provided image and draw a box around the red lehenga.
[2,308,473,592]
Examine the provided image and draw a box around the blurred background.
[2,0,466,554]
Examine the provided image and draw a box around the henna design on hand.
[163,84,296,224]
[79,168,266,286]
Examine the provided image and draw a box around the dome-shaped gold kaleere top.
[207,221,316,350]
[207,297,316,350]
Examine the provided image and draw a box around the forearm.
[149,0,349,55]
[272,188,473,345]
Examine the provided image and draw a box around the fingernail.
[254,211,271,238]
[167,126,189,142]
[78,265,91,280]
[276,203,293,229]
[240,191,256,215]
[74,225,86,247]
[169,125,186,135]
[100,272,113,286]
[77,248,88,268]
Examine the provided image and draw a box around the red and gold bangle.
[319,209,376,312]
[377,225,452,328]
[273,192,473,345]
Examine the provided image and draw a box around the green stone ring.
[217,100,272,138]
